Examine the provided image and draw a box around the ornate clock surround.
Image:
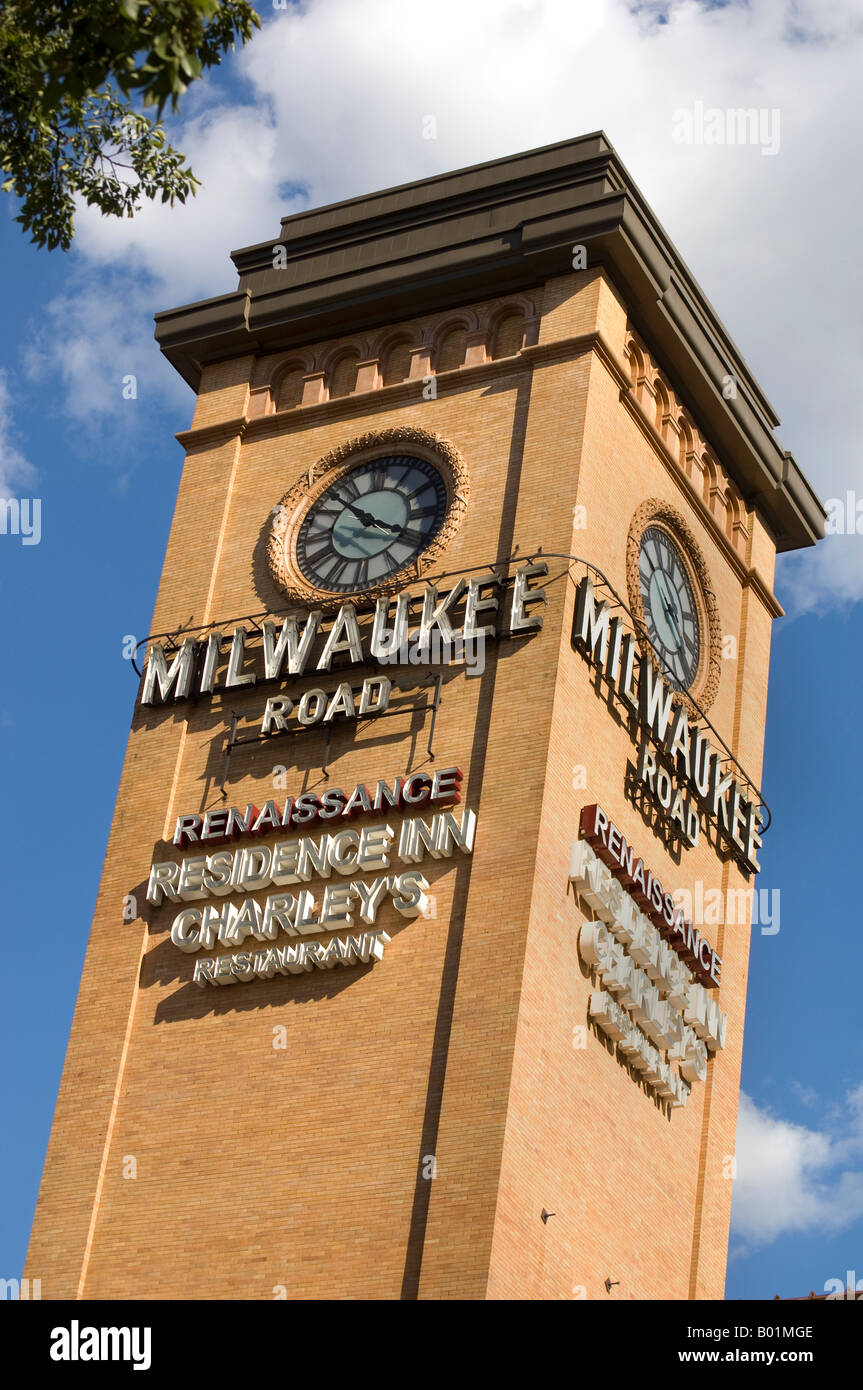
[267,425,470,608]
[625,497,722,715]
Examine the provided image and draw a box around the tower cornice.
[154,132,823,552]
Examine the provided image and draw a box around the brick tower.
[26,135,823,1300]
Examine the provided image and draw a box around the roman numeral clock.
[297,456,447,593]
[626,499,722,713]
[638,525,700,689]
[268,427,470,607]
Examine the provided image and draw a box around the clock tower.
[26,134,823,1301]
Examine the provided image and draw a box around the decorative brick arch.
[725,484,749,555]
[433,314,475,372]
[653,378,672,436]
[270,357,309,412]
[624,336,645,388]
[376,331,415,387]
[326,348,361,400]
[677,413,696,471]
[487,304,527,360]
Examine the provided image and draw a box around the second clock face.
[295,454,449,593]
[638,525,701,690]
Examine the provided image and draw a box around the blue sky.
[2,0,862,1299]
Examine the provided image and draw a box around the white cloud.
[777,534,863,616]
[71,103,292,301]
[22,0,863,610]
[731,1088,863,1251]
[0,370,36,495]
[24,273,189,425]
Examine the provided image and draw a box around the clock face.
[295,454,449,593]
[638,525,701,690]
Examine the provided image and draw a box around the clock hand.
[367,516,404,534]
[656,572,683,645]
[660,593,677,627]
[646,561,671,621]
[338,498,378,528]
[658,571,679,622]
[336,497,406,534]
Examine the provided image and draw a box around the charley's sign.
[573,576,762,873]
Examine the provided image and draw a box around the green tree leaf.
[0,0,261,250]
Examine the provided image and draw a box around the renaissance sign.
[572,576,762,873]
[579,803,721,988]
[570,803,727,1110]
[171,767,463,846]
